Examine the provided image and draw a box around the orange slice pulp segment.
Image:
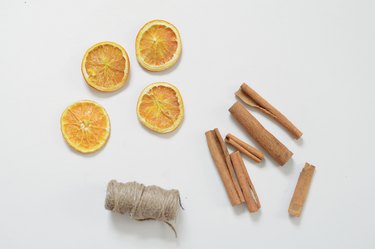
[137,82,184,133]
[81,41,130,92]
[136,20,182,71]
[61,100,110,153]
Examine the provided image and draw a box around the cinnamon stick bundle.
[225,133,264,163]
[205,128,244,206]
[236,83,303,139]
[230,151,260,212]
[229,102,293,166]
[288,163,315,217]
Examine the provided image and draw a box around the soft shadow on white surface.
[232,203,247,215]
[232,203,262,221]
[295,137,304,146]
[109,210,183,241]
[278,158,295,176]
[249,209,262,222]
[289,215,302,226]
[4,1,375,248]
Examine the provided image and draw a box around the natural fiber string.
[105,180,181,237]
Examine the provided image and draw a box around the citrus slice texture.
[61,100,110,153]
[81,41,130,92]
[135,20,182,71]
[137,82,184,133]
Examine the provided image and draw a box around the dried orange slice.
[136,82,184,133]
[135,20,182,71]
[61,100,110,153]
[81,41,130,92]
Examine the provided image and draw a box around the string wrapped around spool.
[105,180,182,236]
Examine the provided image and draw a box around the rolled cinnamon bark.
[225,133,264,163]
[230,151,260,212]
[289,163,315,217]
[236,83,303,139]
[229,102,293,166]
[205,129,244,206]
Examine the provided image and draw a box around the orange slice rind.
[136,82,184,133]
[81,41,130,92]
[136,20,182,72]
[61,100,110,153]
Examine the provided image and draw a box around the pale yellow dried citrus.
[61,100,110,153]
[135,20,182,71]
[136,82,184,133]
[81,41,130,92]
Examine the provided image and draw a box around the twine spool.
[105,180,181,236]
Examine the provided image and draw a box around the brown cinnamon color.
[225,133,264,163]
[236,83,303,139]
[289,163,315,217]
[230,151,260,212]
[205,129,244,205]
[229,102,293,166]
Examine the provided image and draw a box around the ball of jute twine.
[105,180,182,236]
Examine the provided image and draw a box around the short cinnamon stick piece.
[205,129,244,205]
[225,133,264,163]
[229,102,293,166]
[230,151,260,212]
[236,83,303,139]
[288,163,315,217]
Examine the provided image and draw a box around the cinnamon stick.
[229,101,293,166]
[205,129,244,205]
[236,83,303,139]
[225,133,264,163]
[230,151,260,212]
[288,163,315,217]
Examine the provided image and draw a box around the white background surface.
[1,0,374,248]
